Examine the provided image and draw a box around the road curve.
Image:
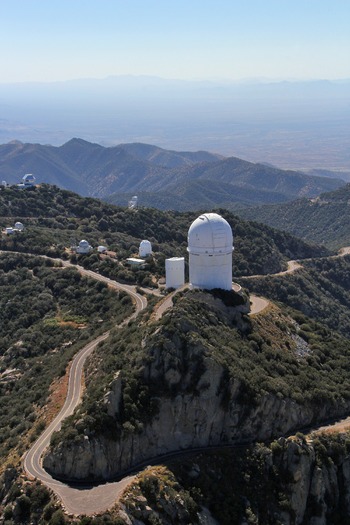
[240,246,350,314]
[249,294,270,315]
[17,257,147,515]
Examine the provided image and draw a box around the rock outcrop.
[43,347,348,481]
[43,291,350,483]
[246,436,350,524]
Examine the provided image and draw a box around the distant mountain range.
[237,183,350,250]
[0,138,344,210]
[0,77,349,173]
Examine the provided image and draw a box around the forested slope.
[0,253,132,467]
[0,184,330,285]
[238,183,350,250]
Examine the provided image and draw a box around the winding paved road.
[243,246,350,315]
[23,333,137,515]
[5,255,149,515]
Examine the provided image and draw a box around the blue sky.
[0,0,349,83]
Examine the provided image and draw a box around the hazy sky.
[1,0,349,83]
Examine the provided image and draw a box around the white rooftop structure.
[166,257,185,289]
[187,212,233,291]
[139,240,152,257]
[126,257,146,267]
[5,227,14,235]
[97,245,107,253]
[76,239,92,254]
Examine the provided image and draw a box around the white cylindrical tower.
[139,240,152,257]
[166,257,185,289]
[187,213,233,291]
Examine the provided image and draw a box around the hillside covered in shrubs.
[2,183,350,524]
[238,183,350,250]
[0,252,132,468]
[0,184,330,285]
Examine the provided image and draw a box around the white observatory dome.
[187,213,233,291]
[14,222,24,231]
[139,239,152,257]
[76,239,92,254]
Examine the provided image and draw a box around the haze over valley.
[1,76,350,177]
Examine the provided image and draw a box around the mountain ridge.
[0,139,344,209]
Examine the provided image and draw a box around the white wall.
[189,252,232,291]
[166,257,185,289]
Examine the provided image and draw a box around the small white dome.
[187,213,233,255]
[79,239,90,247]
[139,239,152,257]
[15,222,24,230]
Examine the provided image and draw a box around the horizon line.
[0,74,349,87]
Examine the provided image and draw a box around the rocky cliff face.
[153,434,350,525]
[43,360,319,481]
[44,380,348,483]
[43,291,350,483]
[240,435,350,524]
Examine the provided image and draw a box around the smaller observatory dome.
[76,239,92,254]
[187,213,233,255]
[139,239,152,257]
[14,222,24,231]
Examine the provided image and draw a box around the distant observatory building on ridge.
[128,196,138,209]
[17,174,36,188]
[187,213,233,291]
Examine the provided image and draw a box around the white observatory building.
[14,222,24,231]
[166,257,185,289]
[187,213,233,291]
[139,240,152,257]
[128,196,138,209]
[76,239,92,254]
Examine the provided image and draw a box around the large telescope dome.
[187,213,233,255]
[187,213,233,291]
